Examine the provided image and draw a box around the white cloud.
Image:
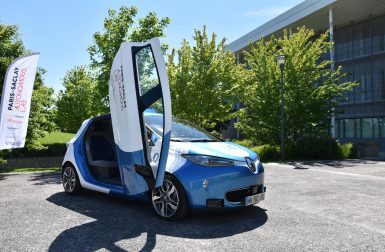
[245,7,290,17]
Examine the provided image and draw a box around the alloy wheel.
[152,179,179,218]
[63,166,76,193]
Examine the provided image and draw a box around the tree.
[236,27,357,145]
[56,66,99,133]
[0,24,56,150]
[167,26,246,131]
[26,69,56,149]
[88,6,170,112]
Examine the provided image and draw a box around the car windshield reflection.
[144,114,220,142]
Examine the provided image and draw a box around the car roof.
[89,111,161,122]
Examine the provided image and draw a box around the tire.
[151,174,189,220]
[62,164,82,195]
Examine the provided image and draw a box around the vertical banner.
[0,53,40,149]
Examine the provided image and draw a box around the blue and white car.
[61,38,265,220]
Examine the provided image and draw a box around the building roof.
[228,0,385,53]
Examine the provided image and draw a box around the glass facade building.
[228,0,385,157]
[335,15,385,157]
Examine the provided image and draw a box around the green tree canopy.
[167,26,246,131]
[236,27,357,145]
[0,23,55,150]
[88,6,170,112]
[56,66,99,133]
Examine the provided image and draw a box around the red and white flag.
[0,53,40,149]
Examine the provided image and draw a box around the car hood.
[170,141,257,162]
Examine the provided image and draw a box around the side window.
[135,46,164,114]
[136,46,159,94]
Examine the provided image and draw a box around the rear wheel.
[151,174,189,220]
[62,164,82,195]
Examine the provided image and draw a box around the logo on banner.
[114,66,127,111]
[0,53,39,150]
[8,67,28,113]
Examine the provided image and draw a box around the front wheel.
[151,174,189,220]
[62,164,82,195]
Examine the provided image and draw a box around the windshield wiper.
[170,138,184,142]
[188,139,217,142]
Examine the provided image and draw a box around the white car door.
[109,38,171,195]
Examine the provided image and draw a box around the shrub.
[233,139,254,148]
[350,142,358,158]
[290,133,341,160]
[251,145,280,162]
[339,142,354,159]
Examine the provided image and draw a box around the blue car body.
[62,113,265,211]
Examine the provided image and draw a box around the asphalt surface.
[0,160,385,251]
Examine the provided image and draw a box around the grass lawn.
[38,131,75,145]
[0,167,61,173]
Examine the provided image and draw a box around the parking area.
[0,160,385,251]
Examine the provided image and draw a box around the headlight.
[245,157,257,172]
[182,155,235,166]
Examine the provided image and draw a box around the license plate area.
[244,193,265,206]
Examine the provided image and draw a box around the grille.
[225,185,263,203]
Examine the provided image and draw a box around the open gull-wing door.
[109,38,171,195]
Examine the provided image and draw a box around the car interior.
[83,117,122,186]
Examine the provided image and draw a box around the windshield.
[144,114,220,142]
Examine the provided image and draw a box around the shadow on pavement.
[288,159,381,169]
[29,172,61,185]
[47,191,268,251]
[0,174,7,181]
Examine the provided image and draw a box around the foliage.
[88,6,170,113]
[235,137,353,161]
[233,139,254,148]
[236,27,357,145]
[26,69,57,149]
[56,66,99,133]
[167,26,246,131]
[339,142,354,159]
[251,145,280,162]
[288,133,342,160]
[38,131,75,145]
[0,23,56,151]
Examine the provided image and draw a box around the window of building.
[338,119,344,138]
[340,63,354,103]
[344,119,355,138]
[354,60,372,102]
[381,118,385,137]
[353,24,371,57]
[336,118,385,139]
[373,118,380,138]
[362,118,373,138]
[373,58,385,101]
[355,118,361,138]
[372,17,385,53]
[335,28,352,61]
[360,74,367,102]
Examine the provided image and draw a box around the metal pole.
[236,53,240,139]
[280,67,285,160]
[329,8,336,137]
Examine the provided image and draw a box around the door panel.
[109,38,171,195]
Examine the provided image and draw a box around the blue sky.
[0,0,302,93]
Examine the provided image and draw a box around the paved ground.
[0,160,385,251]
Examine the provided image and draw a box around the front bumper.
[173,159,265,210]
